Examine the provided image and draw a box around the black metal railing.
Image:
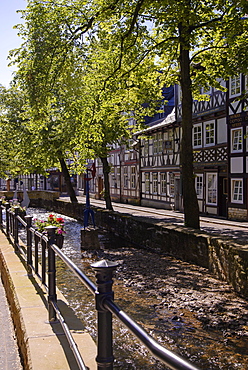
[0,201,201,370]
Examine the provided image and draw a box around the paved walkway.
[0,222,97,370]
[72,196,248,245]
[0,277,22,370]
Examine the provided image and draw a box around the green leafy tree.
[12,0,248,225]
[12,0,162,209]
[70,0,248,229]
[0,82,88,202]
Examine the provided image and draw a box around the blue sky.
[0,0,26,87]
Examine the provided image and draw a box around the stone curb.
[0,230,97,370]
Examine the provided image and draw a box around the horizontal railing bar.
[104,298,200,370]
[52,301,88,370]
[16,215,27,227]
[1,204,201,370]
[51,244,96,294]
[1,205,90,369]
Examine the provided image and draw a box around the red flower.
[56,217,64,223]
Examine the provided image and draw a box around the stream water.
[22,208,248,370]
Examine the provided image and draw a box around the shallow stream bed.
[25,208,248,370]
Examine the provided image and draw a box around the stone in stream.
[81,227,100,249]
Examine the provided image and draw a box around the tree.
[71,0,248,229]
[12,0,162,209]
[0,83,85,203]
[13,0,248,226]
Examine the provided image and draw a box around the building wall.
[86,76,248,220]
[227,74,248,220]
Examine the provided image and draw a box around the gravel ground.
[84,246,248,370]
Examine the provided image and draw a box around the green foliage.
[5,0,248,227]
[10,0,164,170]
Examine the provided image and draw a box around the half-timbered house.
[175,80,228,217]
[136,108,182,210]
[227,74,248,220]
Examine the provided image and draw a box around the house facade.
[83,75,248,220]
[227,74,248,220]
[179,80,228,218]
[137,109,182,210]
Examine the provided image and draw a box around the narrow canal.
[25,208,248,370]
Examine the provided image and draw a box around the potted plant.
[10,199,27,219]
[34,214,66,248]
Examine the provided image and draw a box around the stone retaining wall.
[0,190,60,202]
[30,197,248,299]
[228,207,248,221]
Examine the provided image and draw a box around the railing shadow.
[0,200,201,370]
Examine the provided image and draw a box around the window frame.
[145,172,150,193]
[152,173,158,194]
[229,75,241,98]
[231,178,243,203]
[116,167,120,187]
[178,85,182,104]
[195,174,203,199]
[158,132,163,153]
[204,121,215,147]
[130,166,136,189]
[193,123,202,148]
[169,173,175,196]
[144,140,149,156]
[153,134,158,154]
[206,172,217,205]
[161,172,167,194]
[245,75,248,92]
[123,166,128,188]
[231,127,243,153]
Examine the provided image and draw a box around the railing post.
[14,207,19,251]
[41,238,46,285]
[45,225,58,322]
[25,215,33,275]
[5,203,10,236]
[91,260,119,370]
[0,200,2,228]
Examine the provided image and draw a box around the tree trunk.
[179,24,200,229]
[59,156,78,203]
[100,156,113,210]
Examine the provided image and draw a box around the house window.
[195,174,203,199]
[178,85,182,104]
[161,173,167,194]
[230,75,241,97]
[231,179,243,203]
[231,128,243,153]
[204,121,215,146]
[131,166,136,188]
[158,133,163,153]
[123,166,128,188]
[144,140,149,156]
[152,173,158,193]
[206,173,217,205]
[145,173,150,193]
[169,173,174,196]
[193,124,202,148]
[153,134,158,154]
[117,167,120,186]
[246,127,248,152]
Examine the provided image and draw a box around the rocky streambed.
[79,245,248,370]
[24,208,248,369]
